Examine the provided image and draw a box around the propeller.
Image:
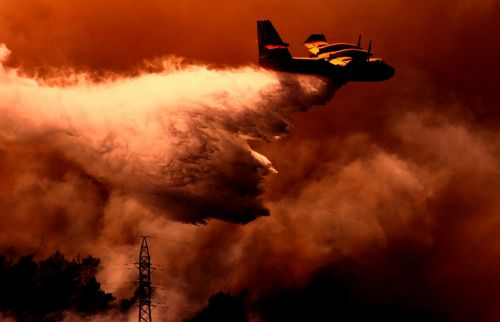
[357,34,362,47]
[366,40,372,61]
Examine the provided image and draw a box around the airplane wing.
[304,34,328,55]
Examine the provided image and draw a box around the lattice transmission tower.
[138,236,152,322]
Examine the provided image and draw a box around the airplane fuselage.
[259,56,394,83]
[259,57,349,85]
[345,59,395,82]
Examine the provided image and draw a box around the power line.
[147,235,233,251]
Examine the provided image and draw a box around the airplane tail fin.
[257,20,292,63]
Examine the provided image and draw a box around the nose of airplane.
[366,62,395,81]
[385,64,396,80]
[346,60,396,82]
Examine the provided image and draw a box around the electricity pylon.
[138,236,152,322]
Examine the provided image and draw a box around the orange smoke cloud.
[1,0,500,322]
[0,40,337,320]
[0,42,336,226]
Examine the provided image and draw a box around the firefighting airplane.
[257,20,395,84]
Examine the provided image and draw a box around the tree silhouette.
[188,291,248,322]
[0,252,115,321]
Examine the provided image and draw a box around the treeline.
[188,292,247,322]
[187,267,446,322]
[0,252,114,321]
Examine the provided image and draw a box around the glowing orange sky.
[1,1,500,321]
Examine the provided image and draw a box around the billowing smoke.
[0,43,335,226]
[1,1,500,322]
[0,41,341,320]
[0,42,339,320]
